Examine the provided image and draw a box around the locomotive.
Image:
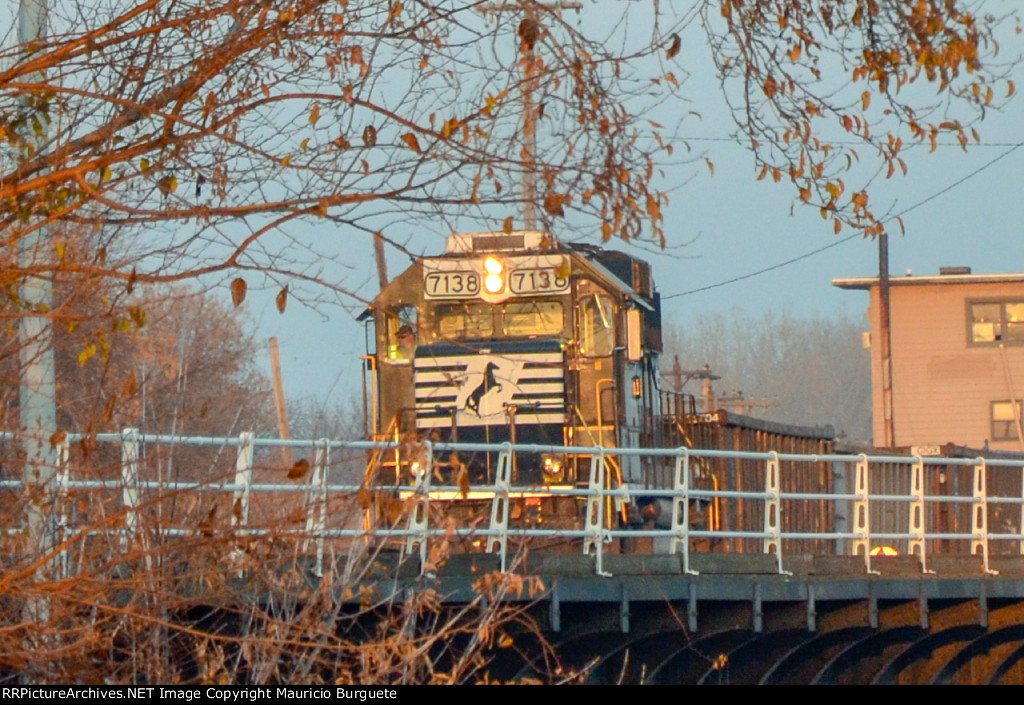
[361,229,682,533]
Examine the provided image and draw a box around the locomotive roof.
[360,231,660,316]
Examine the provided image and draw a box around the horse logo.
[455,356,523,420]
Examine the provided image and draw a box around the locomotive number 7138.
[510,268,569,294]
[425,271,481,298]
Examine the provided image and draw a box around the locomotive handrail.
[4,430,1024,578]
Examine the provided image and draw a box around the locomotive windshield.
[433,300,564,341]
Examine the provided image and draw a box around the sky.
[249,21,1024,409]
[4,1,1022,415]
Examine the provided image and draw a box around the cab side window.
[384,304,418,363]
[580,293,615,357]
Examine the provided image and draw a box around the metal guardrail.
[3,430,1024,578]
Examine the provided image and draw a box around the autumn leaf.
[49,430,67,449]
[157,174,176,196]
[362,125,377,147]
[502,216,514,233]
[309,103,320,125]
[666,33,681,59]
[646,193,661,221]
[400,133,421,152]
[199,505,217,537]
[78,344,96,366]
[288,458,310,480]
[518,16,540,51]
[483,93,499,117]
[276,286,287,313]
[543,193,565,217]
[230,278,247,307]
[129,306,146,328]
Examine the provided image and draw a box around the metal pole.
[878,231,896,446]
[478,2,582,230]
[17,0,58,581]
[521,2,539,230]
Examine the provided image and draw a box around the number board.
[509,267,569,295]
[424,270,480,298]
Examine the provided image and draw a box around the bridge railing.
[2,430,1023,578]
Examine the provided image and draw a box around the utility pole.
[478,1,581,230]
[269,337,294,466]
[17,0,59,632]
[662,361,721,413]
[373,231,388,291]
[878,231,896,446]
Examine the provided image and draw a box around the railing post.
[1019,459,1024,556]
[972,457,998,575]
[304,439,329,577]
[583,448,611,577]
[852,454,878,575]
[487,445,513,571]
[55,436,70,579]
[670,448,698,575]
[909,456,933,574]
[763,451,787,575]
[405,441,432,573]
[229,432,254,575]
[120,428,140,555]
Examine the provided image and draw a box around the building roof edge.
[833,273,1024,290]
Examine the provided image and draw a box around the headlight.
[542,454,563,483]
[484,256,505,294]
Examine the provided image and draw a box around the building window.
[992,400,1023,441]
[969,300,1024,345]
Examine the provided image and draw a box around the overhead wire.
[663,139,1024,300]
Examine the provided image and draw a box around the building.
[833,268,1024,451]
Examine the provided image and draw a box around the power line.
[664,139,1024,300]
[663,234,859,299]
[678,135,1024,148]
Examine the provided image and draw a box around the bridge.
[5,430,1024,684]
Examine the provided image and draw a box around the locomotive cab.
[362,231,665,538]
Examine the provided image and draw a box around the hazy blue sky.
[250,22,1024,408]
[5,2,1020,413]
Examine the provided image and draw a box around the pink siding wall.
[868,280,1024,450]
